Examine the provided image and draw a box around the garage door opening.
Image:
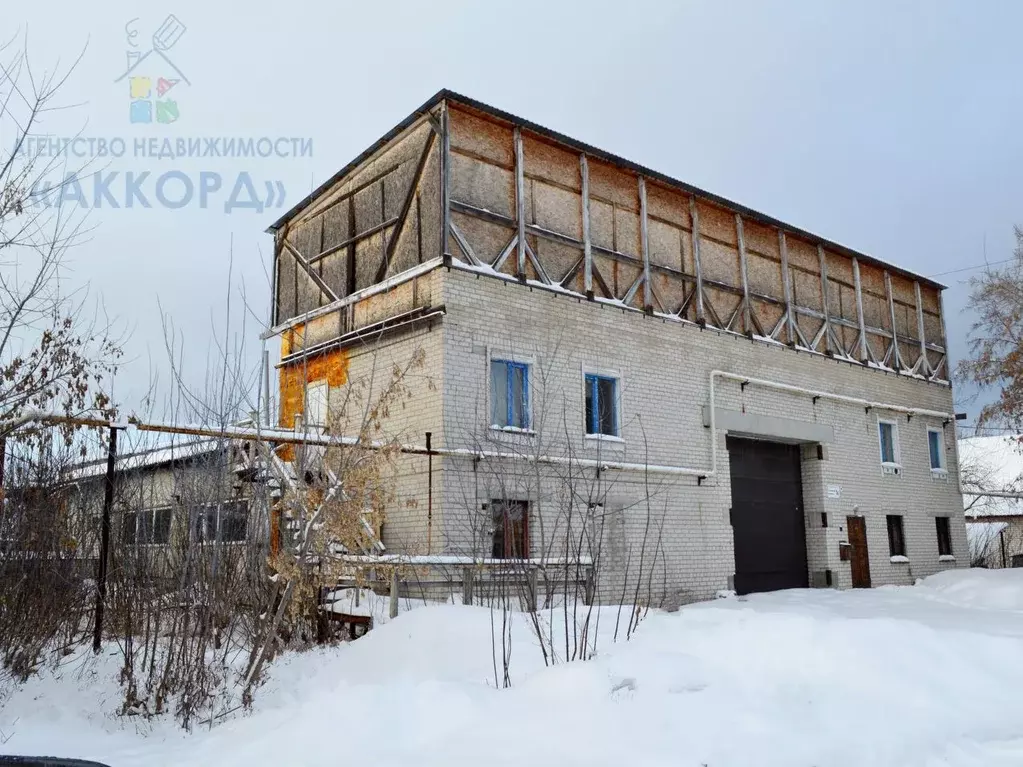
[727,436,809,595]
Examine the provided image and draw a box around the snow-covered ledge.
[939,555,956,562]
[890,555,910,564]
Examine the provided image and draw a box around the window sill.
[196,540,249,546]
[585,433,625,444]
[881,463,902,476]
[490,425,536,436]
[930,469,948,479]
[939,555,956,562]
[890,555,910,564]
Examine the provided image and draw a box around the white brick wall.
[430,266,966,604]
[326,270,446,556]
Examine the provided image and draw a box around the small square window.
[878,420,899,465]
[585,373,618,437]
[886,514,906,557]
[490,360,529,429]
[936,516,952,557]
[928,428,945,472]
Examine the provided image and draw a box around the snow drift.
[4,571,1023,766]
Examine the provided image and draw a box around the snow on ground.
[6,571,1023,766]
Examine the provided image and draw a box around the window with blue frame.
[584,373,618,436]
[927,428,945,471]
[878,420,898,464]
[490,360,529,429]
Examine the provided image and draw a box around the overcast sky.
[5,0,1020,426]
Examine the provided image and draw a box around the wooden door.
[846,516,871,588]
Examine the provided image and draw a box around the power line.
[928,257,1017,279]
[957,424,1022,434]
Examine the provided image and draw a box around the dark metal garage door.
[727,436,809,595]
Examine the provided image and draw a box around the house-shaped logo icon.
[115,15,190,126]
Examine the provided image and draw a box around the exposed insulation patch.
[279,345,349,429]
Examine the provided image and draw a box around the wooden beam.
[914,281,929,374]
[852,257,869,362]
[736,214,751,335]
[884,270,902,370]
[271,231,282,326]
[524,240,552,285]
[639,176,652,311]
[449,222,482,266]
[377,130,437,282]
[441,103,451,259]
[346,197,357,296]
[689,196,705,324]
[282,239,340,304]
[296,161,402,226]
[514,126,526,280]
[449,198,948,347]
[581,154,593,298]
[935,291,950,380]
[778,230,796,345]
[792,304,940,350]
[817,245,833,355]
[308,215,399,266]
[491,234,517,272]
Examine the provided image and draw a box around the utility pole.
[93,426,119,653]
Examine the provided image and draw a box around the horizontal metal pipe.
[10,373,1019,503]
[335,554,592,566]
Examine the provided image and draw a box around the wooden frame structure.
[269,90,949,383]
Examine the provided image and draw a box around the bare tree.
[0,36,121,440]
[0,37,123,707]
[0,436,97,685]
[957,227,1023,430]
[446,338,669,686]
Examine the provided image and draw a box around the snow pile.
[6,572,1023,766]
[915,566,1023,612]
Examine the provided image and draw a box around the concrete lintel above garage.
[702,406,835,445]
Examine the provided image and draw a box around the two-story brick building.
[266,90,967,606]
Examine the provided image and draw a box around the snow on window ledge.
[490,425,536,436]
[939,555,956,562]
[881,463,902,476]
[890,555,910,564]
[585,433,625,445]
[930,469,948,479]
